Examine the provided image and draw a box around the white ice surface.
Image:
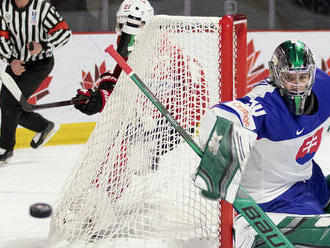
[0,134,329,248]
[0,144,83,248]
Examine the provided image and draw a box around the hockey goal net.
[49,14,247,248]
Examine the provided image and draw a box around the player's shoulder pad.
[315,68,330,91]
[221,80,271,130]
[315,67,330,80]
[245,79,276,100]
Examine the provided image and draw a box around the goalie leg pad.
[193,116,256,202]
[235,212,330,248]
[324,174,330,213]
[234,214,257,248]
[253,213,330,247]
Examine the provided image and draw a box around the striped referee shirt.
[0,0,71,63]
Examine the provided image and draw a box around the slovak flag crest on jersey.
[295,127,323,165]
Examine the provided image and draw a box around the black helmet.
[269,40,316,115]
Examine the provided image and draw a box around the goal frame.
[50,14,248,248]
[219,14,247,248]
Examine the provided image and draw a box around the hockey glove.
[97,72,117,91]
[73,72,117,115]
[73,88,111,115]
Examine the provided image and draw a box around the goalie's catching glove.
[73,72,116,115]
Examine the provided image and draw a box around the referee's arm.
[0,16,14,63]
[41,6,72,52]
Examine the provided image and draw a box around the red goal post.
[219,14,247,248]
[221,14,247,101]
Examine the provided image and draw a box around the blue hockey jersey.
[199,68,330,203]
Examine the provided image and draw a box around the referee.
[0,0,71,163]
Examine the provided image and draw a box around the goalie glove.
[193,116,256,202]
[73,72,116,115]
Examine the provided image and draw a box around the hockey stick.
[0,71,87,111]
[0,71,33,111]
[105,44,294,247]
[30,98,87,111]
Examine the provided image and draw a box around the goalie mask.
[269,40,316,115]
[116,0,154,34]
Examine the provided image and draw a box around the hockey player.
[197,40,330,246]
[72,0,154,115]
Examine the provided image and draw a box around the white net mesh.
[50,15,246,248]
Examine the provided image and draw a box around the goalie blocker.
[193,116,256,203]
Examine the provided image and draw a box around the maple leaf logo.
[321,57,330,75]
[246,39,269,93]
[80,60,109,90]
[27,76,52,104]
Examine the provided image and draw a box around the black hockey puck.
[30,203,52,218]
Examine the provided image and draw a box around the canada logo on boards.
[27,76,52,104]
[80,60,109,89]
[295,127,323,165]
[321,57,330,76]
[246,39,269,93]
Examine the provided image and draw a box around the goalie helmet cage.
[49,14,247,248]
